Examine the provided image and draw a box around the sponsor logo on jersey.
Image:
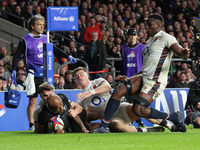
[127,51,135,62]
[37,41,43,53]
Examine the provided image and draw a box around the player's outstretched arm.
[76,81,111,101]
[170,43,190,60]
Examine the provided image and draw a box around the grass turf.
[0,125,199,150]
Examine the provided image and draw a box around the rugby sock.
[136,128,144,132]
[159,119,167,126]
[148,108,169,119]
[29,123,34,128]
[99,98,120,128]
[167,112,177,122]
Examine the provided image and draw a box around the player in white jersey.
[91,14,190,133]
[76,77,111,117]
[73,67,176,132]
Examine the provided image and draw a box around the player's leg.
[109,118,164,132]
[28,78,43,130]
[109,118,137,132]
[91,75,142,133]
[27,97,37,130]
[130,93,186,132]
[125,104,176,131]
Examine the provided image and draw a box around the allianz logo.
[53,16,75,22]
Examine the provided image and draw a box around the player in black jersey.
[37,93,89,133]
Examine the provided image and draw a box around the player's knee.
[109,119,126,132]
[112,84,126,97]
[132,104,147,117]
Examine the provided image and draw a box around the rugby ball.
[48,116,64,132]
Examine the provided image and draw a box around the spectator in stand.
[67,41,77,58]
[114,27,126,45]
[186,68,196,81]
[54,74,62,89]
[80,14,87,28]
[33,5,41,15]
[105,73,117,88]
[181,62,189,72]
[84,31,107,80]
[106,12,113,30]
[118,20,127,38]
[54,0,62,6]
[64,70,76,89]
[59,66,66,77]
[90,1,100,14]
[106,34,115,56]
[67,41,79,70]
[174,72,188,88]
[164,12,174,29]
[0,0,12,20]
[135,6,143,21]
[23,4,33,22]
[38,1,46,17]
[59,76,65,89]
[83,16,102,43]
[17,59,25,69]
[167,69,182,88]
[0,61,10,82]
[100,21,107,32]
[0,78,6,91]
[78,19,86,44]
[185,72,193,84]
[0,62,10,81]
[175,1,191,24]
[32,1,38,8]
[18,0,26,14]
[65,31,76,46]
[190,18,199,35]
[16,67,26,91]
[7,0,15,14]
[0,46,13,73]
[77,45,86,62]
[11,4,24,27]
[114,37,122,46]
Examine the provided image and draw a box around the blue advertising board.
[47,7,78,31]
[0,89,189,131]
[43,43,54,85]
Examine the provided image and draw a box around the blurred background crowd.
[0,0,200,90]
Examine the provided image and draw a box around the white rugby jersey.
[142,30,177,85]
[76,78,111,116]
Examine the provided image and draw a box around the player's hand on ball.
[56,129,65,134]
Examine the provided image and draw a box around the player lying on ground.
[36,93,89,133]
[73,67,175,132]
[36,93,165,133]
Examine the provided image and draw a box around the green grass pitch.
[0,125,199,150]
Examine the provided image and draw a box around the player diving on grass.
[91,14,190,133]
[34,82,165,133]
[73,67,176,132]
